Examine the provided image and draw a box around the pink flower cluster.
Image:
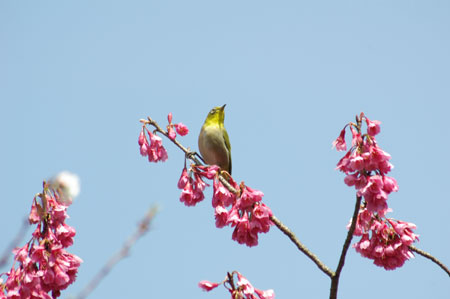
[352,209,419,270]
[198,271,275,299]
[139,113,189,163]
[166,112,189,140]
[333,112,418,270]
[139,127,168,163]
[177,165,273,247]
[334,115,396,216]
[0,184,82,298]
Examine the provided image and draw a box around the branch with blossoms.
[329,112,450,297]
[199,271,274,299]
[0,178,82,299]
[138,111,449,299]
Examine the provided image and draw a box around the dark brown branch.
[75,206,158,299]
[270,215,334,278]
[0,217,29,270]
[409,245,450,277]
[329,195,362,299]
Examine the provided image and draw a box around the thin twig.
[270,215,334,278]
[329,195,362,299]
[409,245,450,277]
[0,217,29,270]
[75,206,158,299]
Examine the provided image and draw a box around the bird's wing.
[223,129,232,174]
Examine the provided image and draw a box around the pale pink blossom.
[237,185,264,210]
[250,204,273,234]
[179,180,195,206]
[382,176,399,193]
[198,280,220,292]
[192,165,220,179]
[167,126,176,140]
[177,167,190,189]
[332,128,347,151]
[214,205,229,228]
[348,154,364,171]
[255,288,275,299]
[232,214,259,247]
[350,126,362,147]
[139,128,169,163]
[198,272,275,299]
[335,113,417,270]
[212,179,236,208]
[165,113,189,140]
[353,216,418,270]
[2,185,82,298]
[175,123,189,136]
[365,117,381,136]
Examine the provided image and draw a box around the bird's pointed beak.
[220,104,226,111]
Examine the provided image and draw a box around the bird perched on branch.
[198,104,232,174]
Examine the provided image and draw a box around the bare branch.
[0,217,29,270]
[270,215,334,278]
[329,195,362,299]
[75,206,159,299]
[410,245,450,277]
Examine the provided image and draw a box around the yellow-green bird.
[198,104,232,174]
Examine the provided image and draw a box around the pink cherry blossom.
[167,126,177,140]
[2,185,82,298]
[138,130,150,156]
[352,212,418,270]
[365,117,381,136]
[382,176,398,193]
[350,126,362,147]
[198,280,220,292]
[192,165,220,179]
[332,128,347,151]
[139,128,169,163]
[214,205,229,228]
[198,272,275,299]
[236,272,276,299]
[179,180,195,206]
[165,113,189,140]
[237,185,264,210]
[177,167,190,189]
[335,113,418,270]
[175,123,189,136]
[148,131,168,162]
[250,203,273,234]
[255,288,275,299]
[212,179,236,208]
[232,214,259,247]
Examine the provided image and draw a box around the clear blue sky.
[1,1,449,298]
